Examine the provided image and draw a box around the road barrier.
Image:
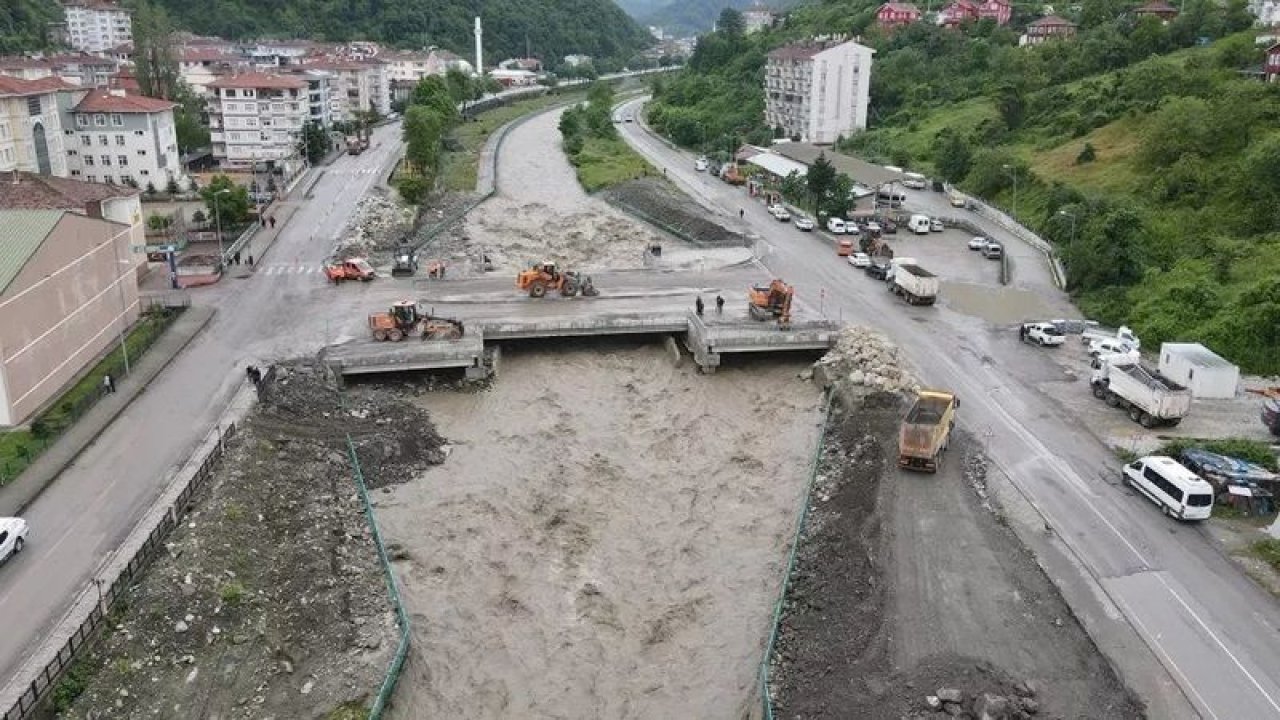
[345,436,411,720]
[757,390,834,719]
[1,421,238,720]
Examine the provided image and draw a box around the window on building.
[110,113,123,126]
[76,114,88,127]
[103,174,113,184]
[115,134,125,146]
[26,96,41,116]
[81,135,92,147]
[70,169,80,176]
[137,149,147,155]
[66,149,76,156]
[101,155,111,165]
[117,155,128,166]
[134,130,144,136]
[86,174,96,182]
[140,169,149,175]
[94,114,106,126]
[84,155,94,165]
[98,134,108,145]
[120,174,132,185]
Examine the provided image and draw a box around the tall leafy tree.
[806,153,837,215]
[132,0,180,100]
[717,8,745,38]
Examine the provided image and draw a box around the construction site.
[43,105,1168,720]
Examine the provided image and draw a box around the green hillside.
[649,1,1280,373]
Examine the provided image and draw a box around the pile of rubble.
[336,190,416,261]
[810,326,920,394]
[920,683,1041,719]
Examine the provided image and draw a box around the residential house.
[977,0,1012,25]
[938,0,979,27]
[1022,15,1078,45]
[244,41,315,70]
[0,76,75,176]
[62,0,133,54]
[743,3,776,33]
[1266,42,1280,82]
[177,45,241,97]
[383,50,434,83]
[1134,0,1179,22]
[46,53,118,87]
[764,39,875,144]
[207,72,308,174]
[498,58,542,72]
[563,54,593,67]
[63,89,185,191]
[0,57,57,82]
[489,68,538,87]
[876,2,922,29]
[103,42,133,64]
[301,59,391,121]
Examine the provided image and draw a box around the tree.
[166,177,180,195]
[402,105,447,176]
[410,76,459,121]
[995,83,1024,130]
[200,175,251,224]
[173,84,210,154]
[717,8,745,38]
[298,121,332,164]
[933,132,972,183]
[806,153,837,215]
[1076,143,1097,164]
[131,0,180,100]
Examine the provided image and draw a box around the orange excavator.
[516,261,599,298]
[748,279,794,329]
[368,300,463,341]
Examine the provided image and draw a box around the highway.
[0,125,405,699]
[617,96,1280,720]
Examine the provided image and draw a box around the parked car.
[982,242,1003,260]
[847,252,871,268]
[949,193,967,208]
[881,218,898,234]
[1122,456,1213,520]
[695,157,709,172]
[902,172,927,190]
[827,217,847,234]
[850,184,875,199]
[769,205,791,222]
[866,261,891,280]
[864,221,882,235]
[1089,338,1139,359]
[907,214,931,234]
[794,216,814,231]
[968,236,989,250]
[0,517,28,565]
[1020,322,1066,346]
[930,218,944,232]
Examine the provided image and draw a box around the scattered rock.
[924,695,942,710]
[174,621,189,634]
[300,679,314,695]
[936,688,963,704]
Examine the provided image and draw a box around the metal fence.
[757,390,834,719]
[2,422,237,720]
[345,436,411,720]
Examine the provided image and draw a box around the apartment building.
[304,59,391,121]
[62,0,133,54]
[296,69,333,128]
[764,39,875,144]
[0,53,117,87]
[177,45,241,97]
[63,89,184,191]
[207,72,308,170]
[0,76,74,176]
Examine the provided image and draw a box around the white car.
[1089,338,1139,359]
[1020,322,1065,346]
[864,221,882,234]
[0,517,29,565]
[695,157,709,172]
[794,216,814,231]
[930,218,944,232]
[827,217,847,234]
[968,236,989,250]
[847,252,871,268]
[768,204,791,222]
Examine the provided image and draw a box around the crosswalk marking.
[261,263,322,276]
[331,167,380,176]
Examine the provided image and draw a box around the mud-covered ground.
[770,389,1146,719]
[375,341,824,719]
[601,177,751,249]
[57,364,447,719]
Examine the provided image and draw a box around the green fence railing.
[757,389,834,719]
[346,436,411,720]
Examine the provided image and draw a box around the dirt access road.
[376,343,822,718]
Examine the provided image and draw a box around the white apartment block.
[177,45,241,97]
[306,60,391,121]
[63,89,184,191]
[384,48,473,83]
[764,39,875,144]
[0,76,72,177]
[207,72,308,169]
[62,0,133,54]
[296,69,333,128]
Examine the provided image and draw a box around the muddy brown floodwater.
[375,341,824,719]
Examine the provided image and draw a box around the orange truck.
[837,239,854,256]
[898,390,958,472]
[323,257,376,283]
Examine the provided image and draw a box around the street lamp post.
[1058,209,1077,246]
[1002,164,1019,220]
[212,188,230,266]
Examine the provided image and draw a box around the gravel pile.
[601,177,750,249]
[812,326,920,394]
[336,190,416,262]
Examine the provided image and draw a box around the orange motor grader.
[368,301,464,342]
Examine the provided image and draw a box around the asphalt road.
[0,124,404,694]
[617,96,1280,720]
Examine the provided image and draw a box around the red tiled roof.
[0,172,138,211]
[1029,14,1076,26]
[1135,0,1178,12]
[208,72,306,89]
[179,46,237,62]
[0,56,54,70]
[74,90,176,113]
[0,75,76,97]
[880,2,921,12]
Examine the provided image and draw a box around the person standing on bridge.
[739,208,744,220]
[715,295,724,314]
[695,296,705,317]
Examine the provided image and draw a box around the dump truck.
[888,263,939,305]
[898,390,958,472]
[323,257,376,283]
[1090,354,1191,427]
[368,301,463,341]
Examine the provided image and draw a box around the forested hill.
[0,0,62,52]
[649,1,1280,373]
[153,0,651,62]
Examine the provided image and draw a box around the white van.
[902,172,927,190]
[1122,456,1213,520]
[826,217,847,234]
[907,214,931,234]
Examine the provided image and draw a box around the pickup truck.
[899,390,958,472]
[888,263,939,306]
[1020,322,1065,346]
[1090,355,1191,427]
[1082,325,1140,351]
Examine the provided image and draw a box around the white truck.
[1090,355,1191,428]
[1082,325,1140,352]
[889,263,939,306]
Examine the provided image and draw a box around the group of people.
[228,250,254,267]
[694,295,726,317]
[245,365,265,385]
